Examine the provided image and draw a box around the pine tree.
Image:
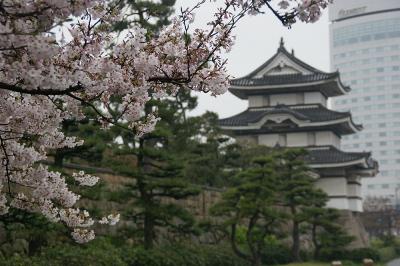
[52,0,176,167]
[274,148,327,262]
[211,155,285,266]
[305,205,353,259]
[112,0,176,34]
[51,107,113,167]
[114,90,202,249]
[130,135,200,249]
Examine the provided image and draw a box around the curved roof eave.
[219,109,361,134]
[309,156,376,170]
[229,77,347,99]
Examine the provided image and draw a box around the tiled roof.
[305,146,377,169]
[245,45,325,78]
[230,72,341,87]
[229,43,350,98]
[219,104,357,127]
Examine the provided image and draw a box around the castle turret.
[219,39,378,213]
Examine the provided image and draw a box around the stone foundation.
[338,210,369,248]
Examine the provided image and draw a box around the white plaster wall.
[258,134,279,146]
[347,184,361,198]
[315,177,348,196]
[287,132,308,147]
[270,93,298,106]
[316,131,340,147]
[304,92,327,106]
[236,135,258,145]
[326,198,350,210]
[348,198,363,212]
[249,92,327,107]
[316,177,351,210]
[258,132,336,147]
[248,96,264,108]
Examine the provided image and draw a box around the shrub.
[317,247,380,263]
[377,246,397,262]
[370,238,385,249]
[261,244,292,265]
[0,239,250,266]
[345,247,380,262]
[123,244,250,266]
[0,255,43,266]
[40,238,126,266]
[1,237,125,266]
[318,247,347,262]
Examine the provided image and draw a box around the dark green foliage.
[184,117,273,187]
[110,90,203,249]
[51,0,177,168]
[211,147,350,265]
[0,238,249,266]
[125,244,250,266]
[347,248,381,262]
[273,148,346,262]
[111,0,176,34]
[0,237,124,266]
[128,144,200,249]
[319,247,381,263]
[211,155,286,266]
[184,112,226,186]
[305,202,353,259]
[314,222,354,261]
[77,180,107,200]
[0,209,69,257]
[51,107,113,167]
[261,243,292,265]
[307,204,353,261]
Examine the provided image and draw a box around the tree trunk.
[143,210,154,249]
[291,219,301,261]
[54,150,64,167]
[251,256,262,266]
[137,138,154,250]
[311,224,320,259]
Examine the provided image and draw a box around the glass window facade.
[330,4,400,199]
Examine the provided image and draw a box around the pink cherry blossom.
[0,0,330,242]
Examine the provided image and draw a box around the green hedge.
[0,238,250,266]
[345,247,380,262]
[261,244,292,265]
[125,245,250,266]
[318,247,380,263]
[377,246,397,262]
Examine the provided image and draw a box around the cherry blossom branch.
[0,133,12,196]
[0,0,331,243]
[0,82,84,96]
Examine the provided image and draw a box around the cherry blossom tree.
[0,0,331,243]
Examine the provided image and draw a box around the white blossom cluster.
[73,171,100,187]
[277,0,333,23]
[99,214,121,226]
[0,0,330,243]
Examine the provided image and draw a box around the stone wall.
[0,162,370,257]
[65,163,370,247]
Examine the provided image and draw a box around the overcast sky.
[174,1,330,118]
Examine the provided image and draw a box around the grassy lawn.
[280,262,386,266]
[281,263,329,266]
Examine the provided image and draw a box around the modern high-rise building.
[329,1,400,205]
